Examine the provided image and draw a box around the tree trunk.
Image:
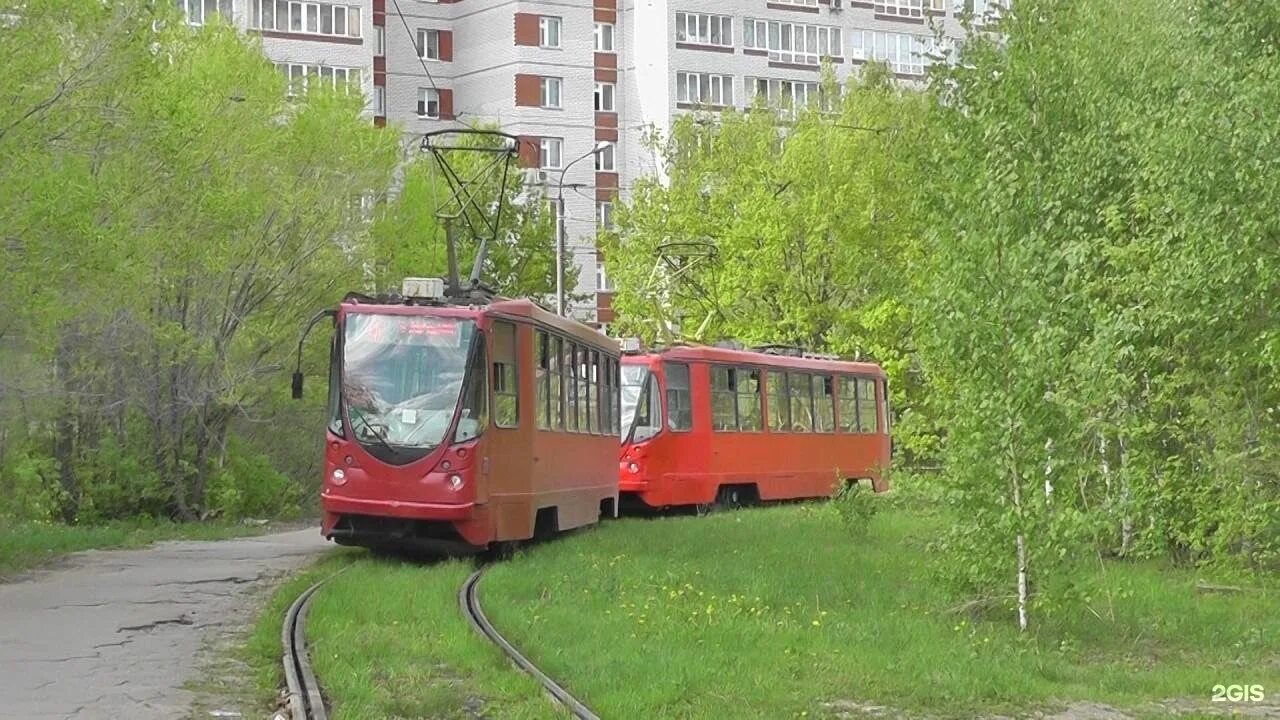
[52,333,79,522]
[1016,531,1029,632]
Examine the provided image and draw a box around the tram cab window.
[737,368,762,431]
[454,332,488,442]
[493,321,518,428]
[622,364,661,442]
[327,334,344,437]
[664,362,693,431]
[857,378,878,433]
[612,361,622,435]
[767,371,790,432]
[711,366,736,432]
[815,375,835,433]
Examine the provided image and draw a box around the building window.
[540,77,562,108]
[493,321,519,428]
[596,201,614,230]
[539,138,563,169]
[277,63,361,96]
[594,22,614,52]
[250,1,361,37]
[417,88,440,118]
[874,0,924,18]
[181,0,232,26]
[594,142,616,172]
[596,261,614,292]
[743,19,841,65]
[674,12,732,47]
[373,85,385,115]
[665,363,692,431]
[539,16,561,48]
[676,72,733,106]
[747,77,819,108]
[594,82,615,112]
[851,31,926,75]
[771,0,818,6]
[417,28,440,60]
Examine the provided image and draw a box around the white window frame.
[856,31,926,75]
[249,1,361,38]
[539,16,562,48]
[540,77,563,109]
[676,72,734,107]
[417,87,440,118]
[594,22,615,52]
[374,25,385,55]
[417,28,440,60]
[539,138,563,170]
[594,82,615,112]
[746,76,819,109]
[596,261,614,291]
[595,142,616,172]
[770,0,818,6]
[874,0,924,19]
[373,85,385,115]
[278,62,360,96]
[596,201,614,230]
[674,12,733,47]
[743,19,841,65]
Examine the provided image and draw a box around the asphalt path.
[0,528,330,720]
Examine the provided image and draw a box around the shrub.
[831,478,880,539]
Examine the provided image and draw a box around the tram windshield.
[341,314,478,457]
[621,365,661,444]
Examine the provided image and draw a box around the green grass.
[295,554,559,719]
[476,506,1280,719]
[0,519,277,578]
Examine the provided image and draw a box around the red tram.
[619,345,890,511]
[296,287,620,554]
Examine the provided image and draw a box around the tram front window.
[622,365,661,443]
[341,314,477,460]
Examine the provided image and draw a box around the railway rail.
[280,577,331,720]
[461,567,601,720]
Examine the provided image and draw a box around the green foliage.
[207,437,304,520]
[0,1,398,523]
[0,446,61,523]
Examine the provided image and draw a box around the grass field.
[264,504,1280,719]
[0,519,273,578]
[478,505,1280,719]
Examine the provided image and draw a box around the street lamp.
[555,140,611,316]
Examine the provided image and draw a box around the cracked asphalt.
[0,528,330,720]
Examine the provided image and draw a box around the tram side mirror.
[291,371,304,400]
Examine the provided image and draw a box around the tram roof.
[624,345,886,377]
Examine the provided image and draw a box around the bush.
[207,437,305,520]
[77,433,169,523]
[831,479,880,539]
[0,446,62,523]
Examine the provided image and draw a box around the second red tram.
[310,293,620,554]
[619,346,890,511]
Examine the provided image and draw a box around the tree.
[604,68,934,459]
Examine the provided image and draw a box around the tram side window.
[586,350,598,434]
[564,341,578,432]
[598,355,610,434]
[737,368,762,431]
[535,331,550,429]
[767,370,790,432]
[711,366,737,432]
[549,336,564,429]
[327,334,344,436]
[815,375,835,433]
[858,378,878,433]
[789,373,814,432]
[492,321,518,428]
[665,362,692,431]
[838,376,858,432]
[455,333,488,442]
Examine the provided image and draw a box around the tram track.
[280,576,333,720]
[461,567,601,720]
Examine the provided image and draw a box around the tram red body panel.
[320,299,619,551]
[620,347,890,509]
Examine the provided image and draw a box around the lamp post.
[555,141,611,316]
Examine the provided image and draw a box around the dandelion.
[812,620,821,627]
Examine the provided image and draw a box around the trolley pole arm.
[291,309,337,400]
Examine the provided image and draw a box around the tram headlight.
[331,468,348,486]
[627,462,640,474]
[448,474,464,491]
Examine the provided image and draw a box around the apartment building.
[181,0,979,329]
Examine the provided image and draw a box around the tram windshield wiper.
[350,412,400,458]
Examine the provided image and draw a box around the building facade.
[182,0,983,329]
